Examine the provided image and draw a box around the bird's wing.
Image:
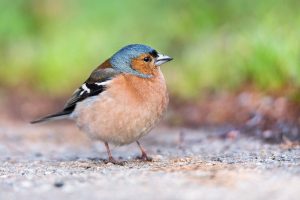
[63,68,120,112]
[31,67,120,124]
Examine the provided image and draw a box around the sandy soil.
[0,121,299,200]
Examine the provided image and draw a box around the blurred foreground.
[0,124,299,200]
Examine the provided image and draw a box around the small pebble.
[54,181,64,188]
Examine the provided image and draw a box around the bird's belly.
[72,92,168,146]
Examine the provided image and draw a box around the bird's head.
[110,44,173,78]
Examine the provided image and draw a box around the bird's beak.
[155,53,173,66]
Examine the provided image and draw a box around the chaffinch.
[31,44,173,164]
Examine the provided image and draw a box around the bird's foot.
[136,153,153,162]
[105,157,126,166]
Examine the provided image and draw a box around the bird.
[31,44,173,164]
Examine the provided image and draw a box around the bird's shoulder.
[63,60,121,112]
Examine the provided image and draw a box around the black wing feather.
[31,68,120,124]
[62,80,108,111]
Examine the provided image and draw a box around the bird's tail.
[30,110,71,124]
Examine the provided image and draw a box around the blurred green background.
[1,0,300,99]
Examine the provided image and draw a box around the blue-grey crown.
[110,44,155,78]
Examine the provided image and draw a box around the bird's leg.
[136,141,152,161]
[104,142,122,165]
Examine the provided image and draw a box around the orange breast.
[73,69,169,145]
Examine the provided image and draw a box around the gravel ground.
[0,122,299,200]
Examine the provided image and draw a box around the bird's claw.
[137,154,153,162]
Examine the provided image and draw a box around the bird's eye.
[143,57,151,62]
